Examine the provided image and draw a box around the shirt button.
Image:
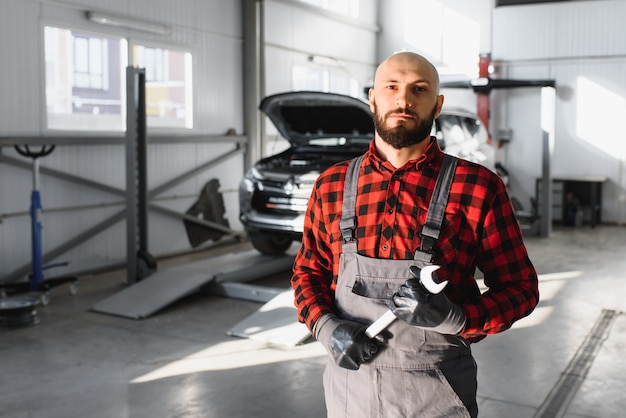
[382,244,388,251]
[387,209,393,214]
[393,174,399,180]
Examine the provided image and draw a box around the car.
[433,107,495,171]
[239,91,495,255]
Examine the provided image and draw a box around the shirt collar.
[365,137,444,171]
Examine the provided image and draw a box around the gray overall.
[323,155,478,418]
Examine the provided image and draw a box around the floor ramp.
[92,248,293,319]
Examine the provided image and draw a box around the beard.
[373,101,439,150]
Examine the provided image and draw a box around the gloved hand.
[389,267,466,335]
[314,313,384,370]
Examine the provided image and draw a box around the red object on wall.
[478,53,491,77]
[477,53,492,144]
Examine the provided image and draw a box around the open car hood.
[260,91,375,146]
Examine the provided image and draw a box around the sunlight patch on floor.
[131,339,325,383]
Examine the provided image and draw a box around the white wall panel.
[0,0,43,134]
[194,37,244,134]
[377,0,492,77]
[492,1,626,224]
[266,2,376,64]
[264,0,378,72]
[492,4,558,61]
[493,0,626,61]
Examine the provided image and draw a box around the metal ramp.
[92,248,294,319]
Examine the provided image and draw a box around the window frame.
[130,40,194,130]
[291,64,360,98]
[42,22,195,134]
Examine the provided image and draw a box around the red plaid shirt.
[291,138,539,342]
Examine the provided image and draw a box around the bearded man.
[291,51,539,418]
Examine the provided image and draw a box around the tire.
[248,231,292,255]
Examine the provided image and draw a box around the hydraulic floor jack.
[0,145,78,315]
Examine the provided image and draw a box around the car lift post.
[126,67,156,284]
[441,59,556,237]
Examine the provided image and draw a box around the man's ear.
[368,88,375,112]
[434,95,444,118]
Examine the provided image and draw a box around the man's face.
[369,53,443,150]
[372,99,439,149]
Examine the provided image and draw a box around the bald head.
[373,52,440,93]
[368,51,444,156]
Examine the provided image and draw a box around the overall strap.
[417,154,458,259]
[339,155,364,252]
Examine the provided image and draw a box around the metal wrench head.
[409,265,448,294]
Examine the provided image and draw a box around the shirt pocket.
[435,211,462,264]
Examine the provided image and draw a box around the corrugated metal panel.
[193,35,244,134]
[0,0,43,133]
[265,0,377,65]
[494,1,626,61]
[0,0,381,279]
[554,1,626,58]
[493,4,558,60]
[1,140,245,279]
[0,0,249,280]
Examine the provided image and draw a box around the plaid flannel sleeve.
[459,179,540,339]
[291,172,339,333]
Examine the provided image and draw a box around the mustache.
[387,107,418,118]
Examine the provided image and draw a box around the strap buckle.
[339,217,356,243]
[419,223,440,254]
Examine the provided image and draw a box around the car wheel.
[248,232,292,255]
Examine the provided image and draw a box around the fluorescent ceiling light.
[308,55,340,67]
[86,11,171,36]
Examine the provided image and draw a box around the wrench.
[365,265,447,338]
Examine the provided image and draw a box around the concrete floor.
[1,225,625,418]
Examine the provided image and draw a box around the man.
[291,51,539,417]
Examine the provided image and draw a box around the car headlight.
[240,177,255,194]
[246,166,265,181]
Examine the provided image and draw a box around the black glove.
[389,267,466,335]
[315,314,384,370]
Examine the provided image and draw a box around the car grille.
[253,190,310,215]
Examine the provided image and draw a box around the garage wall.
[264,0,378,93]
[377,0,494,114]
[262,0,379,154]
[378,0,626,225]
[0,0,246,281]
[491,0,626,225]
[5,0,620,284]
[0,0,244,135]
[0,0,382,282]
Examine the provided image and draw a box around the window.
[292,66,327,91]
[329,73,359,98]
[73,36,106,89]
[292,65,359,98]
[297,0,359,18]
[45,26,127,131]
[132,45,193,129]
[44,26,193,132]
